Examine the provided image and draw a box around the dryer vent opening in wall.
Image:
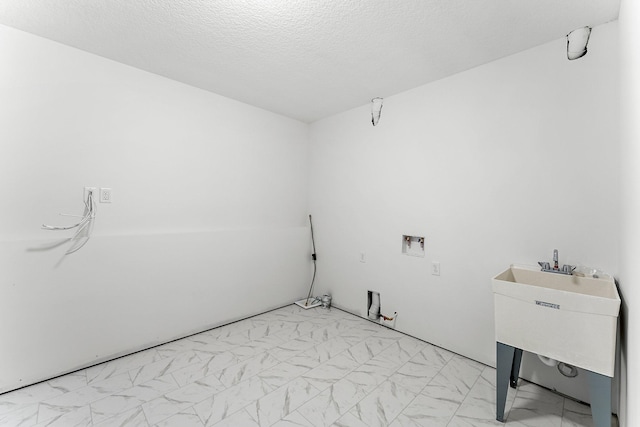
[368,290,381,321]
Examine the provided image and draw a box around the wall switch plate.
[99,188,112,203]
[84,187,97,201]
[432,261,441,276]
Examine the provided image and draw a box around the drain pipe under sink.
[538,354,579,378]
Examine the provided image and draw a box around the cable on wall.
[302,214,318,307]
[41,189,96,254]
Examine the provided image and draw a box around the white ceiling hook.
[567,26,591,60]
[371,97,383,126]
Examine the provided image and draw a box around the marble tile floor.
[0,304,611,427]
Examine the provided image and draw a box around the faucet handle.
[562,264,574,274]
[538,261,551,271]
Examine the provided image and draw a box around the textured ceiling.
[0,1,620,123]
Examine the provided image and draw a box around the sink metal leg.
[497,343,612,426]
[587,370,612,427]
[510,348,523,388]
[496,342,516,422]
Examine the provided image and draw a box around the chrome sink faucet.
[539,249,574,275]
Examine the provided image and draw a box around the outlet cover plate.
[432,261,441,276]
[99,188,112,203]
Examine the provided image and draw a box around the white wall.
[309,21,619,402]
[618,1,640,426]
[0,25,311,393]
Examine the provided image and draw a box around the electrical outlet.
[99,188,112,203]
[84,187,97,201]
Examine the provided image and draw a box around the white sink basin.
[493,265,620,376]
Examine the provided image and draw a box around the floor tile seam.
[268,358,316,382]
[316,336,376,368]
[446,363,486,424]
[192,389,259,427]
[212,349,282,387]
[559,413,568,427]
[301,323,346,344]
[264,348,303,366]
[102,371,181,405]
[510,378,563,408]
[375,380,425,427]
[336,370,418,426]
[300,321,380,366]
[354,335,404,365]
[302,334,352,357]
[391,357,439,397]
[128,350,205,388]
[422,354,467,391]
[219,327,272,346]
[24,401,41,424]
[445,413,473,427]
[39,381,128,415]
[272,343,323,364]
[232,346,272,364]
[0,403,24,419]
[274,325,328,349]
[88,401,103,425]
[143,396,197,427]
[324,383,374,426]
[33,401,72,426]
[88,400,95,426]
[168,372,182,394]
[142,406,156,427]
[238,376,322,426]
[338,384,392,426]
[0,384,76,413]
[90,395,148,426]
[243,405,262,426]
[337,329,379,344]
[197,372,275,409]
[388,390,423,427]
[290,409,315,427]
[301,359,360,389]
[220,407,252,427]
[257,368,317,396]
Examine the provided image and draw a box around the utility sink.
[493,265,620,377]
